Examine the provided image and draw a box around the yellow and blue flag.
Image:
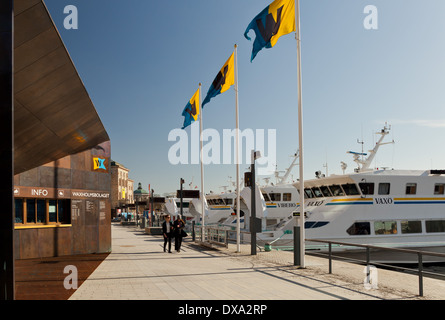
[202,52,235,108]
[181,88,200,129]
[244,0,296,62]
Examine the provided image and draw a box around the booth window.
[26,199,36,223]
[15,198,71,226]
[15,199,24,223]
[58,199,71,224]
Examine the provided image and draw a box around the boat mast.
[275,151,299,185]
[349,123,394,172]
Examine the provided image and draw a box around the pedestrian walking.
[173,217,186,252]
[162,215,173,253]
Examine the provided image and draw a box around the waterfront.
[64,223,445,300]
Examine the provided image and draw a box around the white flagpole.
[234,44,241,253]
[295,0,305,268]
[199,83,205,242]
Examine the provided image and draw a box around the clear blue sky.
[45,0,445,195]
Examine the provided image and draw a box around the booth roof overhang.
[13,0,109,174]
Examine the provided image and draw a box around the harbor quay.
[62,223,445,301]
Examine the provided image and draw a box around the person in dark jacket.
[162,215,174,253]
[173,217,185,252]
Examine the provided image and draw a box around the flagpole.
[295,0,305,268]
[199,83,205,242]
[234,44,241,253]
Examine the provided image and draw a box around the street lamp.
[151,189,154,227]
[179,178,184,219]
[250,150,261,255]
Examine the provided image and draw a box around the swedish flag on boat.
[202,52,235,108]
[181,88,200,129]
[244,0,296,61]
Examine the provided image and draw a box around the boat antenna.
[275,151,299,185]
[347,123,394,172]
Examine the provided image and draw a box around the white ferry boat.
[164,196,194,221]
[194,191,237,225]
[222,153,301,232]
[188,154,301,229]
[266,124,445,263]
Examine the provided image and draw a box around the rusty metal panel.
[98,173,111,192]
[85,226,99,254]
[98,225,112,253]
[71,199,85,255]
[13,230,21,260]
[85,200,98,226]
[54,227,72,257]
[38,166,72,189]
[19,229,39,259]
[37,228,55,257]
[72,225,86,255]
[18,167,39,187]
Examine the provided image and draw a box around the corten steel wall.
[13,141,112,259]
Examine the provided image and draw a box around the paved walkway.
[69,223,445,300]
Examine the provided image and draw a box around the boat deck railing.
[189,223,445,297]
[306,238,445,297]
[192,224,231,248]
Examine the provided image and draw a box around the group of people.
[161,215,186,253]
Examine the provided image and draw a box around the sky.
[44,0,445,195]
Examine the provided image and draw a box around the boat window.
[374,221,397,235]
[434,183,445,195]
[319,186,332,197]
[426,220,445,233]
[401,220,422,234]
[262,193,271,201]
[269,193,281,201]
[378,183,390,195]
[405,183,417,195]
[341,184,360,195]
[225,199,233,205]
[329,185,345,197]
[346,222,370,235]
[283,193,292,201]
[359,182,374,195]
[304,189,314,199]
[311,188,323,198]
